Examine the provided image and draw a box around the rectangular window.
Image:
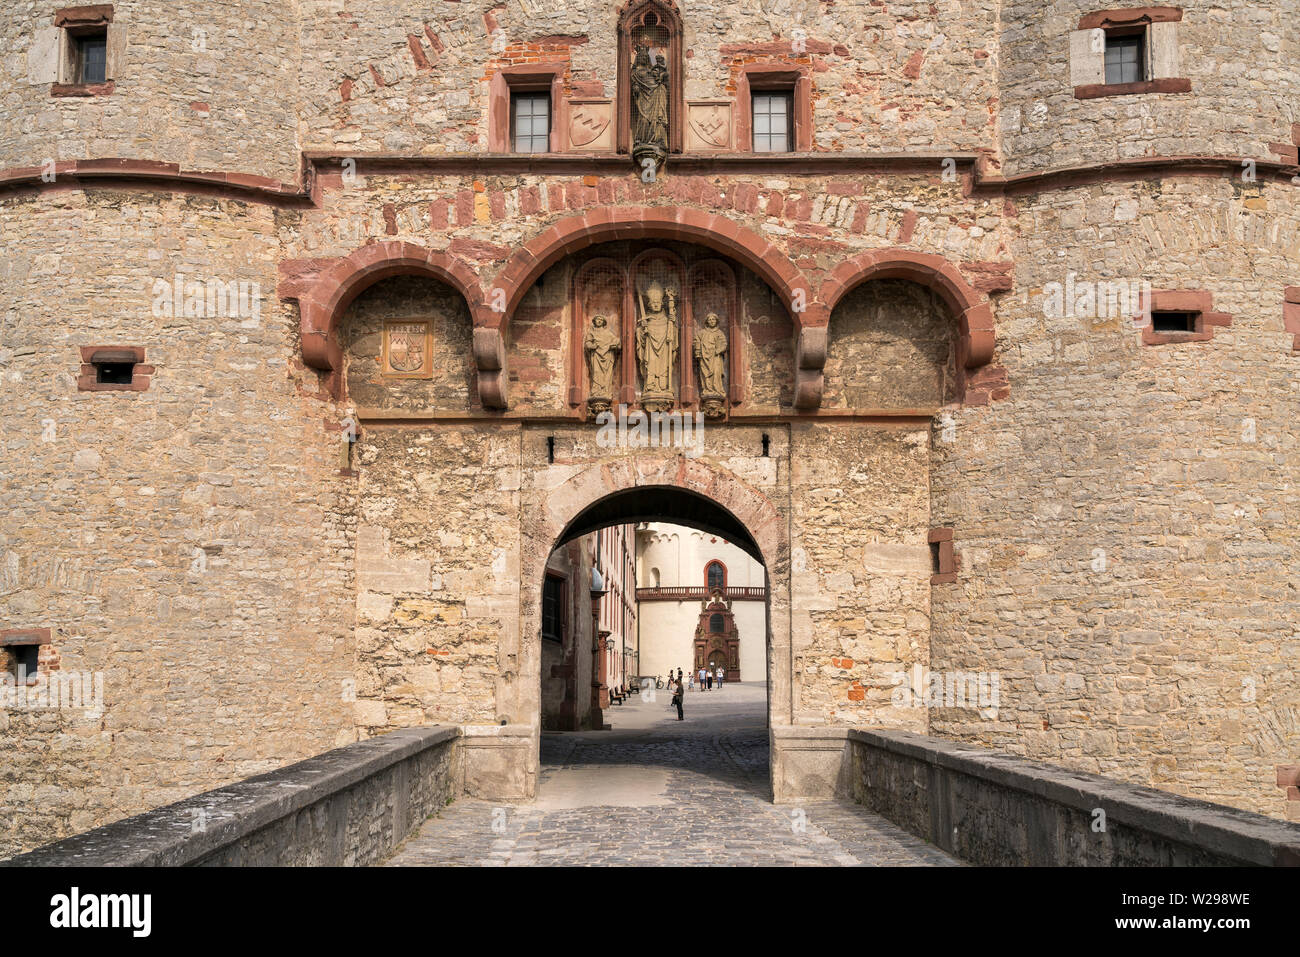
[542,575,564,642]
[75,31,108,85]
[751,91,793,153]
[511,92,551,153]
[1104,31,1145,85]
[1151,311,1198,333]
[10,645,40,682]
[95,360,135,384]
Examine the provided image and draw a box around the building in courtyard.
[635,522,767,685]
[1,0,1299,857]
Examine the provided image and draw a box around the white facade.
[634,523,768,684]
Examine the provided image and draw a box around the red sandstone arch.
[486,207,811,332]
[283,241,490,401]
[817,249,996,368]
[792,249,999,409]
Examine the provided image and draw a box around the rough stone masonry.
[0,0,1297,856]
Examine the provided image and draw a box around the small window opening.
[752,90,793,153]
[95,361,135,384]
[761,433,770,457]
[511,92,551,153]
[930,541,942,575]
[547,436,555,464]
[10,645,40,682]
[1104,30,1145,85]
[74,30,108,85]
[1151,311,1197,333]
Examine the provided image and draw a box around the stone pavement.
[386,682,959,866]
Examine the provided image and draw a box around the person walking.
[671,676,684,721]
[706,669,714,691]
[698,665,707,690]
[717,666,725,688]
[688,671,695,691]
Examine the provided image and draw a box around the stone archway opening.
[533,483,776,800]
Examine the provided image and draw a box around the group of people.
[664,665,726,721]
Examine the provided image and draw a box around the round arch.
[486,206,811,334]
[817,248,996,369]
[509,453,793,797]
[284,240,487,398]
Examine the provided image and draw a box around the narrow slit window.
[511,92,551,153]
[95,360,135,384]
[542,575,564,642]
[1151,311,1198,333]
[10,645,39,682]
[752,91,793,153]
[1104,31,1145,85]
[75,31,108,85]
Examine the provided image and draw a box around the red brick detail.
[279,242,487,401]
[902,50,925,80]
[1136,289,1233,346]
[817,249,998,371]
[1269,143,1300,166]
[1278,765,1300,789]
[1078,6,1182,29]
[407,34,433,71]
[0,628,52,646]
[734,64,813,153]
[54,4,114,27]
[51,81,116,97]
[929,528,957,585]
[1285,286,1300,352]
[1074,78,1191,99]
[491,206,810,332]
[77,345,152,392]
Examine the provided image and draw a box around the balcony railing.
[635,586,768,602]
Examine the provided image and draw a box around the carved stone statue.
[631,46,669,173]
[583,314,620,415]
[636,279,678,411]
[694,312,728,418]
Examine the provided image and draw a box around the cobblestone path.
[387,683,958,867]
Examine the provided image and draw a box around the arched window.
[709,613,724,634]
[705,560,725,591]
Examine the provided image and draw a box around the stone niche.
[822,279,961,411]
[565,241,747,419]
[341,274,477,412]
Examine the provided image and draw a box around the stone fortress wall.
[0,0,1297,855]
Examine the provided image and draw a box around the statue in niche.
[694,312,728,419]
[636,279,678,411]
[631,45,669,173]
[583,314,620,416]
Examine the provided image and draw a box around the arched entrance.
[510,454,791,800]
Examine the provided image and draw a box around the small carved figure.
[583,314,621,412]
[694,312,728,403]
[636,280,678,406]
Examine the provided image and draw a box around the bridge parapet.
[849,729,1300,867]
[3,726,460,867]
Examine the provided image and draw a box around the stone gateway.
[1,0,1299,858]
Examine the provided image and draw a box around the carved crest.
[569,102,611,149]
[690,105,730,149]
[382,321,432,377]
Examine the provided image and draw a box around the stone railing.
[848,729,1300,866]
[635,586,768,601]
[2,726,460,867]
